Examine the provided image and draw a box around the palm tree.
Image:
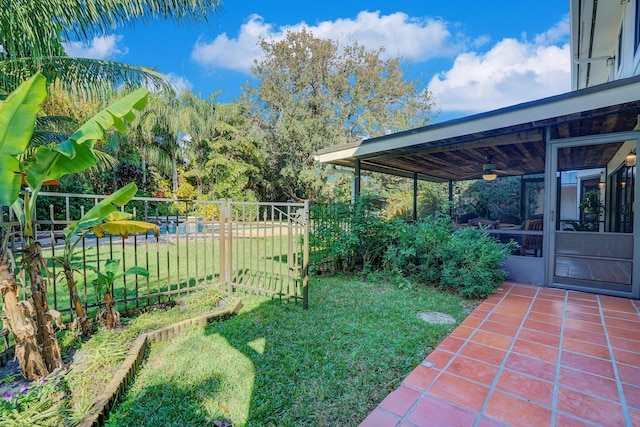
[129,91,185,190]
[0,0,222,94]
[180,90,218,195]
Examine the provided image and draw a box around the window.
[636,0,640,52]
[618,26,624,71]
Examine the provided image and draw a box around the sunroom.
[317,75,640,299]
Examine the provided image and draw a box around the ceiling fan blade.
[494,169,524,176]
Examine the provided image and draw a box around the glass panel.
[556,140,635,233]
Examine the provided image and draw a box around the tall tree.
[128,91,184,191]
[203,102,261,200]
[180,91,217,196]
[180,92,261,200]
[242,29,436,201]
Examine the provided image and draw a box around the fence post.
[303,200,309,310]
[227,201,233,294]
[219,199,227,293]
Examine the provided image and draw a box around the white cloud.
[191,11,460,73]
[165,73,193,93]
[428,16,571,115]
[64,34,128,59]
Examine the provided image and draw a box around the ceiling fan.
[479,157,524,181]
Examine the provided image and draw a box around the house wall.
[570,0,640,88]
[615,0,640,80]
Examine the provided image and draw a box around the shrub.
[311,200,516,299]
[310,197,392,272]
[439,227,517,298]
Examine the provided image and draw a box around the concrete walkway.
[360,282,640,427]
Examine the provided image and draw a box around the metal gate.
[220,200,309,308]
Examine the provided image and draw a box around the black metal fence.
[0,193,309,335]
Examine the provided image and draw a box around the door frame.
[544,129,640,298]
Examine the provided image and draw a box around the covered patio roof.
[317,75,640,182]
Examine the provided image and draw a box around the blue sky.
[64,0,571,121]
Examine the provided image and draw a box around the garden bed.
[0,289,242,426]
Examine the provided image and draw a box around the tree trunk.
[62,265,93,336]
[103,290,120,329]
[172,155,178,192]
[0,254,48,380]
[23,242,64,373]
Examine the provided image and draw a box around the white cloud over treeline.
[428,15,571,114]
[191,11,571,115]
[191,11,466,73]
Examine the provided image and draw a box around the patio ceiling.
[317,75,640,182]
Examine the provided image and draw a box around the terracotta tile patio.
[360,282,640,427]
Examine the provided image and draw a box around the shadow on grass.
[105,277,464,426]
[106,377,225,426]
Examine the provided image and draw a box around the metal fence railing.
[0,193,309,332]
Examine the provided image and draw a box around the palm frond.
[0,56,171,96]
[91,149,119,173]
[1,1,222,60]
[30,130,68,146]
[35,115,79,132]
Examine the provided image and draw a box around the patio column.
[449,180,454,216]
[354,159,361,199]
[413,172,418,221]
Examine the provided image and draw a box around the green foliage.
[90,259,149,303]
[0,0,222,95]
[439,227,515,298]
[384,182,450,221]
[457,176,522,219]
[0,378,69,426]
[311,200,515,298]
[0,74,47,206]
[310,197,393,272]
[242,29,436,201]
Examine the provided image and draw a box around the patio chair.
[520,219,543,257]
[498,215,521,226]
[469,218,499,229]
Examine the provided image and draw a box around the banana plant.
[90,259,150,329]
[53,182,159,336]
[0,73,148,380]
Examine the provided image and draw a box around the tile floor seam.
[633,301,640,315]
[472,285,540,427]
[550,288,568,427]
[399,284,516,426]
[365,406,400,424]
[597,294,634,427]
[555,410,603,427]
[556,382,626,405]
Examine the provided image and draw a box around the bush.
[439,227,516,298]
[311,200,516,299]
[310,197,394,272]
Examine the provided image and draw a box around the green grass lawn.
[105,275,470,427]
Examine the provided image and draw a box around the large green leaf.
[122,266,150,278]
[64,182,138,239]
[0,74,47,206]
[25,88,148,192]
[104,259,121,276]
[92,220,160,238]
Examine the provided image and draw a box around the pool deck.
[359,282,640,427]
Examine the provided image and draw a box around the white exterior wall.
[616,0,640,79]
